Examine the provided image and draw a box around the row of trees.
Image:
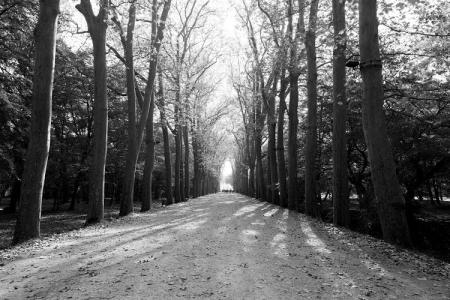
[231,0,449,247]
[1,0,227,243]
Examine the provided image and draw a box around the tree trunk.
[267,79,279,205]
[358,0,411,246]
[183,124,190,199]
[141,92,155,211]
[180,130,185,201]
[246,131,256,197]
[120,3,138,216]
[287,73,299,210]
[192,135,200,198]
[249,166,255,197]
[174,117,182,203]
[120,3,139,216]
[87,18,108,224]
[287,0,304,211]
[332,0,349,226]
[157,73,173,205]
[76,0,109,224]
[255,134,265,200]
[304,0,319,216]
[255,98,266,201]
[277,74,288,208]
[13,0,60,244]
[161,114,173,205]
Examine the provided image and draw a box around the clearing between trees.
[1,193,449,299]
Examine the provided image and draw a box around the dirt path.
[0,193,449,299]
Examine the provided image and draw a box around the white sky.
[60,0,246,97]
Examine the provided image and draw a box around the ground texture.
[0,193,449,299]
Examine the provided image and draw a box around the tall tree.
[174,50,182,202]
[156,72,173,205]
[277,71,288,207]
[304,0,319,215]
[266,77,279,205]
[183,114,190,199]
[118,0,172,215]
[142,92,156,211]
[13,0,60,243]
[255,0,284,205]
[76,0,109,224]
[110,1,138,214]
[254,82,266,201]
[332,0,349,226]
[234,78,256,198]
[358,0,411,246]
[287,0,305,210]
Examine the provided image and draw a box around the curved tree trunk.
[332,0,349,226]
[13,0,60,244]
[358,0,411,246]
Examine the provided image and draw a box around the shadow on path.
[0,193,448,299]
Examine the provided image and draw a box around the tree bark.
[120,3,138,216]
[174,109,182,203]
[76,0,109,224]
[247,125,256,197]
[287,0,304,211]
[141,92,155,211]
[192,132,200,198]
[180,129,185,201]
[287,73,299,210]
[13,0,60,243]
[304,0,319,216]
[358,0,411,246]
[277,74,288,208]
[255,97,266,201]
[332,0,349,226]
[158,75,173,205]
[183,123,190,199]
[267,78,279,205]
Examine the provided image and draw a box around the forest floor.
[0,193,449,300]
